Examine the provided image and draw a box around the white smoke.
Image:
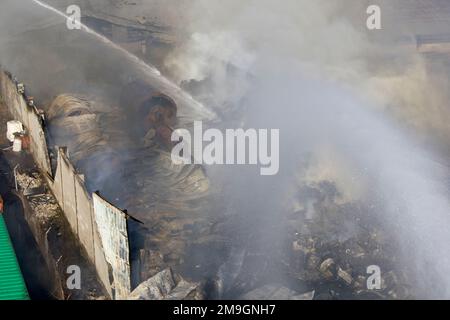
[164,0,450,145]
[163,0,450,298]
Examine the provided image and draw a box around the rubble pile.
[16,172,42,190]
[28,195,60,225]
[128,268,204,300]
[283,181,412,299]
[16,171,60,224]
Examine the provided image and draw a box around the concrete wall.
[0,69,131,300]
[0,71,52,175]
[75,175,95,262]
[56,153,78,234]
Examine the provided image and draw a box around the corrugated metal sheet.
[93,193,131,300]
[0,215,29,300]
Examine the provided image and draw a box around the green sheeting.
[0,214,29,300]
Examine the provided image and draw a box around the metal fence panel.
[93,193,131,299]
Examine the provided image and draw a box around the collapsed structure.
[45,81,214,288]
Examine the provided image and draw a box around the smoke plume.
[162,0,450,298]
